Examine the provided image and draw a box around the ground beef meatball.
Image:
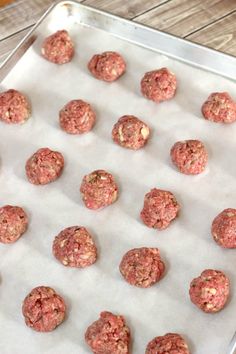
[119,247,165,288]
[22,286,66,332]
[145,333,190,354]
[25,147,64,185]
[141,68,177,103]
[0,205,28,244]
[53,226,97,267]
[140,188,180,230]
[189,269,230,313]
[211,208,236,248]
[85,311,130,354]
[201,92,236,123]
[80,169,118,210]
[0,89,30,124]
[41,30,74,64]
[170,139,208,175]
[59,99,96,134]
[88,51,126,82]
[112,115,150,150]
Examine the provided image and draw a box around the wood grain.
[187,11,236,56]
[83,0,169,19]
[0,0,54,39]
[0,0,236,64]
[0,0,14,6]
[0,27,30,62]
[134,0,236,37]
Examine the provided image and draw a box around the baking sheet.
[0,6,236,354]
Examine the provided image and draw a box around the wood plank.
[0,0,14,7]
[0,27,31,63]
[0,0,55,40]
[0,0,168,65]
[83,0,168,19]
[187,11,236,56]
[134,0,236,37]
[1,0,236,62]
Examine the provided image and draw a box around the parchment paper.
[0,11,236,354]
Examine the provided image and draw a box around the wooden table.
[0,0,236,64]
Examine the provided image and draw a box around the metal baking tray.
[1,0,236,81]
[0,2,236,354]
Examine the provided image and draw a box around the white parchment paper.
[0,11,236,354]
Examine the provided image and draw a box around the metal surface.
[0,1,55,82]
[1,0,236,83]
[228,332,236,354]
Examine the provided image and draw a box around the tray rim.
[0,0,236,83]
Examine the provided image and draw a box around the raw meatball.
[0,205,28,244]
[88,51,126,82]
[119,247,165,288]
[53,226,97,267]
[141,68,177,103]
[201,92,236,123]
[41,30,74,64]
[25,147,64,185]
[112,115,150,150]
[170,139,208,175]
[189,269,230,313]
[211,208,236,248]
[0,89,30,124]
[80,169,118,210]
[22,286,66,332]
[59,99,96,134]
[140,188,180,230]
[146,333,190,354]
[85,311,130,354]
